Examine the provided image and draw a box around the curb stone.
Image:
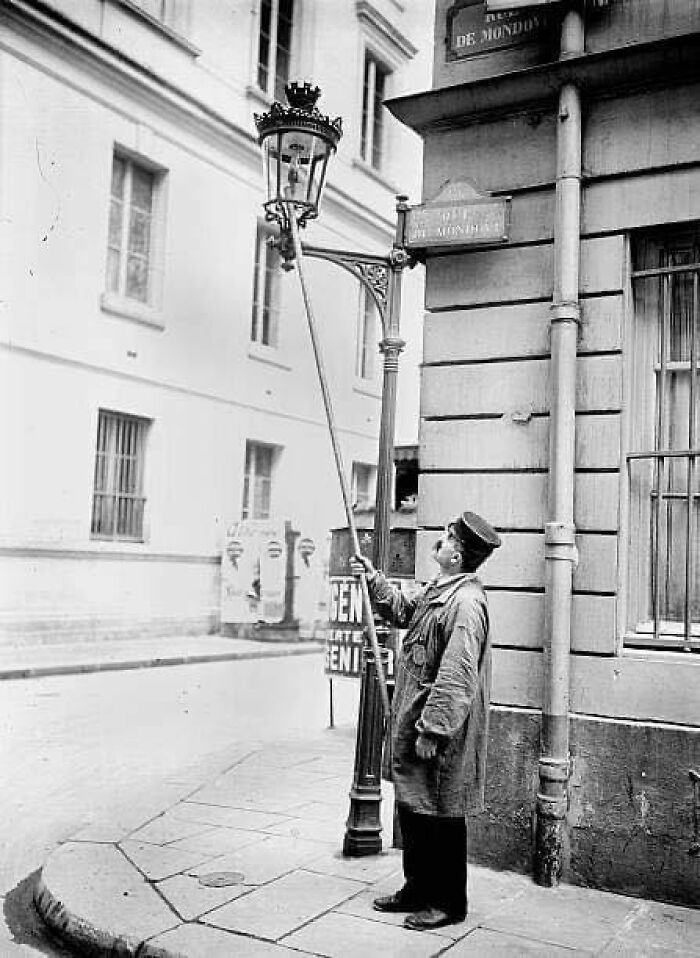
[34,875,179,958]
[0,644,323,682]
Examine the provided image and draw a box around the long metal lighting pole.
[285,196,391,724]
[343,196,411,857]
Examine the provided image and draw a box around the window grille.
[243,442,276,519]
[628,233,699,651]
[91,410,149,540]
[361,53,389,170]
[355,287,377,380]
[257,0,294,101]
[251,223,281,347]
[106,154,156,305]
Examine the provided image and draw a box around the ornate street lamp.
[255,83,413,856]
[255,81,342,235]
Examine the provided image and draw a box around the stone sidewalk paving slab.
[128,816,214,846]
[304,846,402,884]
[441,927,593,956]
[263,815,347,845]
[149,921,302,956]
[281,910,448,957]
[168,825,269,857]
[480,880,638,952]
[186,834,337,886]
[335,887,474,941]
[170,801,290,831]
[119,840,211,882]
[154,873,251,921]
[35,842,179,946]
[202,868,364,940]
[597,898,700,956]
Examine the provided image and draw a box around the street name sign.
[404,179,510,251]
[447,0,551,60]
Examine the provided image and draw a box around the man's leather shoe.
[372,889,423,913]
[404,907,466,931]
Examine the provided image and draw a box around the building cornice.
[386,31,700,134]
[355,1,418,61]
[2,0,259,163]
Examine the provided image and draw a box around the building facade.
[0,0,429,643]
[388,0,699,906]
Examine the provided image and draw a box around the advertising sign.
[325,575,422,680]
[447,1,551,60]
[221,519,286,624]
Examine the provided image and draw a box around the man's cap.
[450,511,501,558]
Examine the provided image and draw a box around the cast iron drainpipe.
[535,5,584,887]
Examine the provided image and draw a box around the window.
[91,410,149,541]
[257,0,294,100]
[251,223,282,347]
[361,52,390,170]
[352,462,376,511]
[355,287,378,380]
[243,442,277,519]
[627,230,699,650]
[106,153,161,306]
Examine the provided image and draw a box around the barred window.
[355,287,378,380]
[361,52,390,170]
[91,410,149,541]
[243,441,277,520]
[251,223,281,347]
[627,230,699,650]
[257,0,294,100]
[106,153,160,305]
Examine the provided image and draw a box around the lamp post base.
[343,788,383,857]
[342,639,388,858]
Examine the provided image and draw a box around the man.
[349,510,500,932]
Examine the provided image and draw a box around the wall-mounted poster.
[221,519,287,624]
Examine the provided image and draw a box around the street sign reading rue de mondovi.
[404,179,511,251]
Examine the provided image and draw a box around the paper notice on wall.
[259,527,286,623]
[221,519,287,624]
[294,534,325,626]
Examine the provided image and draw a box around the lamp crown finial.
[285,81,321,112]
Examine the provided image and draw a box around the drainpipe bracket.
[535,794,568,820]
[538,755,571,783]
[544,522,577,563]
[550,302,581,325]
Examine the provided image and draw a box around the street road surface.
[0,654,359,954]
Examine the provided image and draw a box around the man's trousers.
[397,803,467,917]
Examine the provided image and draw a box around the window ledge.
[623,631,700,653]
[100,292,165,330]
[353,378,382,399]
[248,342,292,371]
[352,157,401,193]
[116,0,201,56]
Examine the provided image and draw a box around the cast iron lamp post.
[255,82,413,856]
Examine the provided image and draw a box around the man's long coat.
[367,571,491,817]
